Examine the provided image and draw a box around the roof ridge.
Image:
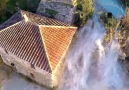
[39,26,53,72]
[39,25,77,72]
[0,20,40,33]
[0,20,24,33]
[20,10,70,26]
[0,10,23,26]
[0,21,52,73]
[39,25,77,28]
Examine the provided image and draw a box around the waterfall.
[58,14,125,90]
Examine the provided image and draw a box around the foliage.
[120,8,129,30]
[0,0,41,24]
[6,0,17,14]
[100,12,116,29]
[74,0,94,27]
[18,0,27,10]
[0,0,9,23]
[27,0,41,13]
[0,0,8,12]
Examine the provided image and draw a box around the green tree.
[27,0,41,13]
[0,0,9,23]
[74,0,94,27]
[0,0,8,12]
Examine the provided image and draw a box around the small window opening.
[31,64,35,69]
[11,63,15,67]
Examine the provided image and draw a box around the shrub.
[100,12,116,29]
[27,0,41,13]
[74,0,94,27]
[0,0,41,24]
[0,0,8,12]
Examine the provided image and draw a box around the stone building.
[0,10,77,87]
[36,0,77,24]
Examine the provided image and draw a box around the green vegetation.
[18,0,27,10]
[0,0,10,23]
[0,0,41,24]
[119,0,129,7]
[100,12,116,29]
[45,8,58,18]
[74,0,94,27]
[0,0,8,12]
[27,0,41,13]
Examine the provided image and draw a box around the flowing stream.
[58,0,127,90]
[58,18,124,90]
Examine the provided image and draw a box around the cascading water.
[58,3,126,90]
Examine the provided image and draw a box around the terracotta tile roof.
[0,10,69,31]
[21,10,70,26]
[0,10,77,74]
[39,26,77,71]
[0,21,51,73]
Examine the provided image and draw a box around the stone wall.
[36,0,76,24]
[48,0,77,5]
[42,0,77,6]
[0,47,53,87]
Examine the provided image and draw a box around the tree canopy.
[0,0,8,12]
[0,0,40,24]
[74,0,94,27]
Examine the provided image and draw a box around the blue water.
[97,0,125,18]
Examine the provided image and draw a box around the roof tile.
[0,21,51,73]
[40,26,77,71]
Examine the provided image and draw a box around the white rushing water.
[58,3,127,88]
[58,18,126,90]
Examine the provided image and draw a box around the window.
[11,63,15,67]
[31,64,35,69]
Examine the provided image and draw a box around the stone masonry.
[49,0,77,5]
[36,0,76,24]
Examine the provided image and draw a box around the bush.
[27,0,41,13]
[74,0,94,27]
[100,12,116,29]
[0,0,41,24]
[0,0,8,12]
